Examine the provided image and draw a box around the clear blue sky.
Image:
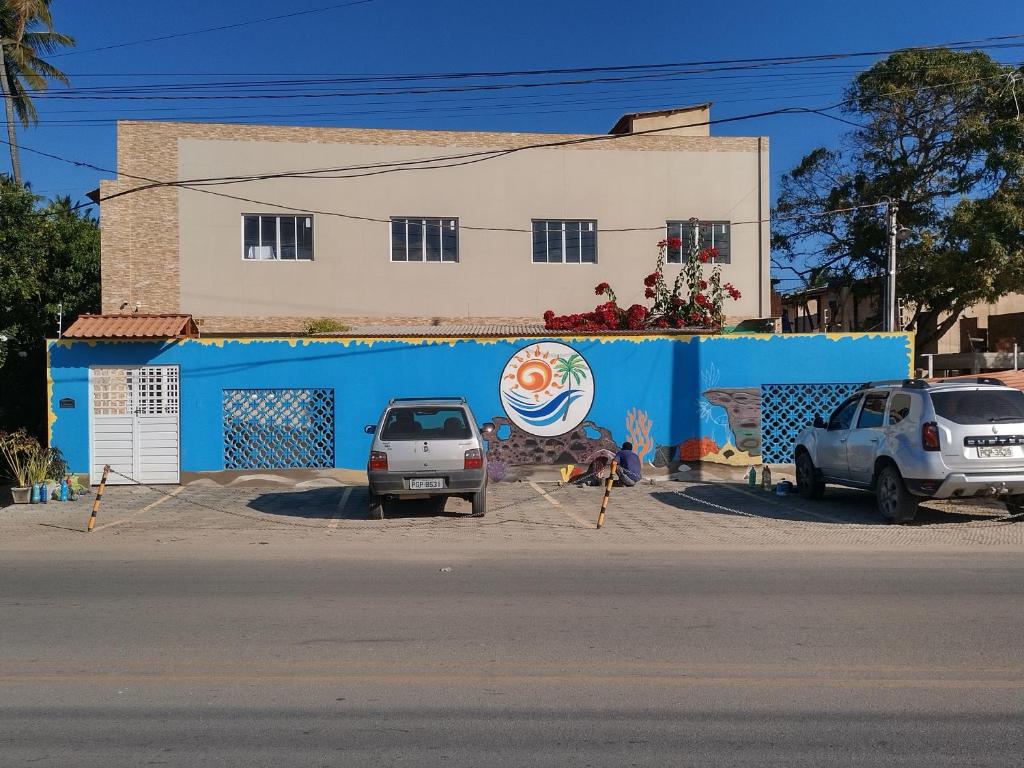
[15,0,1024,289]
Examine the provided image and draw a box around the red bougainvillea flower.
[644,287,656,299]
[656,238,668,249]
[699,279,708,290]
[655,318,669,328]
[625,304,648,330]
[723,282,742,300]
[594,282,611,296]
[643,272,659,288]
[666,236,682,250]
[543,310,555,322]
[689,310,702,323]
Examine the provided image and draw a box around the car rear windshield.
[380,407,471,440]
[930,389,1024,425]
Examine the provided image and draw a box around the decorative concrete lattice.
[760,383,861,464]
[223,388,335,469]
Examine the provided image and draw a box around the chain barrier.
[101,466,611,532]
[92,467,1020,534]
[676,485,1024,529]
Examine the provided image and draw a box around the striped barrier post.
[87,464,109,533]
[597,459,617,529]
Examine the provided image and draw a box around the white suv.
[794,379,1024,523]
[364,397,493,520]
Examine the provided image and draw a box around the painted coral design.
[625,407,654,463]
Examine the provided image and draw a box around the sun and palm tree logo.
[499,343,594,436]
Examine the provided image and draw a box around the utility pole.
[886,199,899,332]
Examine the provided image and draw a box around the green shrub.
[303,318,350,335]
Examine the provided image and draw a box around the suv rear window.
[930,389,1024,425]
[380,407,471,440]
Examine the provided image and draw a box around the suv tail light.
[921,421,940,451]
[464,449,483,470]
[369,451,388,471]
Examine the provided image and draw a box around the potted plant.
[24,443,63,502]
[0,430,36,504]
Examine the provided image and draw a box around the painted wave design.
[503,389,584,426]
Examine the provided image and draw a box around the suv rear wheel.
[876,465,917,524]
[795,451,825,500]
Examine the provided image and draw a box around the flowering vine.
[543,236,741,331]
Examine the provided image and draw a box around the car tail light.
[369,451,388,471]
[464,449,483,470]
[921,422,940,451]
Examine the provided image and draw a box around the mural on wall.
[484,417,617,482]
[498,342,595,436]
[47,333,914,477]
[624,407,654,464]
[484,341,619,480]
[700,387,762,465]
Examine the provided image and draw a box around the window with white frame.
[391,217,459,262]
[665,220,731,264]
[242,214,314,260]
[532,220,597,263]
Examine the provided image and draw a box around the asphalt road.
[1,545,1022,767]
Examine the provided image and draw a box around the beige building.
[97,105,771,333]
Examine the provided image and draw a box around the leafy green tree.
[773,49,1024,353]
[0,0,74,184]
[0,177,99,434]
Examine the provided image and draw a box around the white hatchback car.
[364,397,493,520]
[794,379,1024,522]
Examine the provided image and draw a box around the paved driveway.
[4,477,1021,549]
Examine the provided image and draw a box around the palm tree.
[0,0,74,185]
[553,354,588,421]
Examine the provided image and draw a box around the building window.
[665,220,730,264]
[532,220,597,263]
[391,218,459,262]
[242,214,313,260]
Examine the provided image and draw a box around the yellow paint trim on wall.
[45,341,56,445]
[47,330,916,353]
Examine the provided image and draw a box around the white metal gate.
[90,366,180,485]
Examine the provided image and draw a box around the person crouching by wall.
[614,442,642,487]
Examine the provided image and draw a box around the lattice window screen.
[760,383,862,464]
[92,368,130,415]
[223,388,335,469]
[134,367,179,415]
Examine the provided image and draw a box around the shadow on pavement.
[650,482,1006,526]
[246,486,470,521]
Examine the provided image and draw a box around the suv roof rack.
[858,378,930,390]
[932,377,1007,387]
[388,396,466,404]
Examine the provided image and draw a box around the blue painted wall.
[48,333,913,475]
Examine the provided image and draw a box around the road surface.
[1,543,1021,766]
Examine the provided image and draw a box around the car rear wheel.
[876,465,917,524]
[471,486,487,517]
[368,491,384,520]
[1005,495,1024,516]
[795,451,825,500]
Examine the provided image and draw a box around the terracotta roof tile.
[63,314,198,340]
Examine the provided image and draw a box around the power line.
[88,73,999,196]
[0,114,886,233]
[28,34,1024,100]
[48,1,380,58]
